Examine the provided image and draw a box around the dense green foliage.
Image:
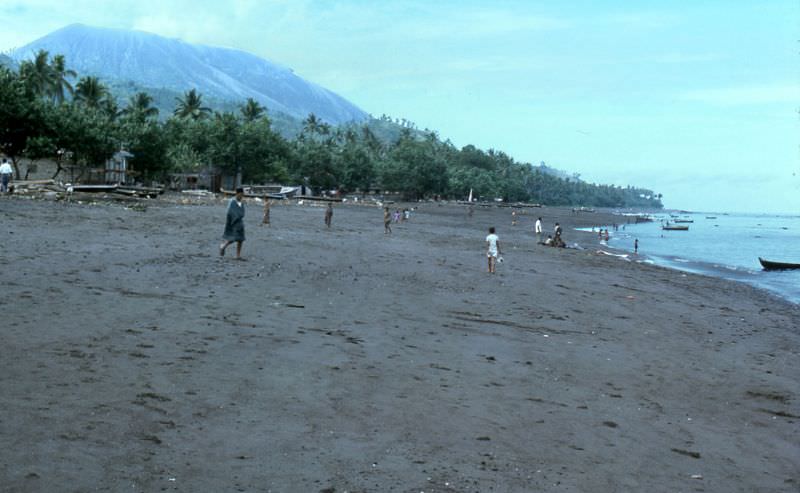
[0,51,663,208]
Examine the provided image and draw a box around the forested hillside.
[0,51,663,209]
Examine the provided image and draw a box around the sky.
[1,0,798,213]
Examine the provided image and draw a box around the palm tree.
[239,97,265,122]
[302,113,330,138]
[121,92,159,120]
[101,97,120,120]
[50,54,76,104]
[303,113,321,135]
[74,76,109,108]
[19,49,54,97]
[173,88,211,120]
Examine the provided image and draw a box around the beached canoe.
[759,258,800,271]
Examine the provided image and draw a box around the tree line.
[0,50,663,208]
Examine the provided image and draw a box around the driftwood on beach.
[220,188,343,203]
[456,200,543,208]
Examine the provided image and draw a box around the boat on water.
[673,219,694,223]
[759,258,800,271]
[662,224,689,231]
[705,216,717,219]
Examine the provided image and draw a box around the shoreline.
[1,196,798,492]
[573,220,800,306]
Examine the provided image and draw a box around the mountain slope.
[0,53,16,70]
[11,24,367,124]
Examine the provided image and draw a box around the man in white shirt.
[485,226,502,274]
[535,217,543,243]
[0,158,13,193]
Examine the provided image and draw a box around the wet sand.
[1,197,798,492]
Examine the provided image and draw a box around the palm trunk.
[11,157,21,180]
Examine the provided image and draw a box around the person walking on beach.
[535,217,543,243]
[554,222,563,238]
[384,207,392,234]
[0,158,12,193]
[634,238,639,254]
[220,187,246,259]
[324,203,333,228]
[486,226,502,274]
[261,197,271,227]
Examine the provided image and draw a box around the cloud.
[678,83,800,106]
[281,2,570,43]
[598,11,681,29]
[396,9,570,40]
[649,52,725,64]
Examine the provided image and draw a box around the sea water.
[581,212,800,304]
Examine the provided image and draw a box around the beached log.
[290,196,343,203]
[117,185,164,196]
[10,179,56,186]
[220,188,286,199]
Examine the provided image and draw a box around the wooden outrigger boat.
[662,224,689,231]
[759,258,800,271]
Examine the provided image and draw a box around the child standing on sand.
[384,207,392,234]
[535,217,543,243]
[261,197,271,226]
[486,227,502,274]
[324,203,333,228]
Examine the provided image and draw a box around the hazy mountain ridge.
[10,24,367,125]
[0,53,17,70]
[6,24,593,186]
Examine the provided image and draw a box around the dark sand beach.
[1,196,798,492]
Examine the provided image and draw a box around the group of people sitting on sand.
[542,233,566,248]
[539,220,566,248]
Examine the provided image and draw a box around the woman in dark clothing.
[220,188,246,259]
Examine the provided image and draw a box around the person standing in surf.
[486,226,502,274]
[220,187,246,259]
